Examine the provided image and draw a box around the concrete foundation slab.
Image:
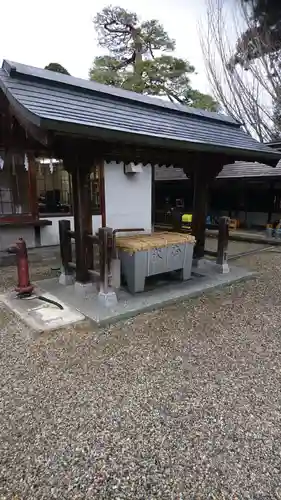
[203,259,230,274]
[98,290,118,307]
[35,259,255,327]
[74,281,96,297]
[59,272,75,286]
[0,289,85,333]
[216,262,230,274]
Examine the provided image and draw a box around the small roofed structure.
[0,59,280,284]
[155,157,281,228]
[155,161,281,182]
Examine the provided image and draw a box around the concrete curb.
[94,271,257,328]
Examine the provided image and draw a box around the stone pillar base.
[59,272,75,286]
[215,262,230,274]
[192,257,205,269]
[74,281,96,297]
[98,290,118,308]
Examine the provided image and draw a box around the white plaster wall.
[104,161,152,234]
[92,215,102,233]
[39,161,152,246]
[40,215,102,246]
[0,227,35,251]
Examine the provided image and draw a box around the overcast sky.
[1,0,210,93]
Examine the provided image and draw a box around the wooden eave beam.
[0,90,51,153]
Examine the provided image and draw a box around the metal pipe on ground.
[228,246,274,261]
[204,245,274,262]
[206,231,281,246]
[155,222,281,247]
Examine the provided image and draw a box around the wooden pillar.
[58,219,73,275]
[99,160,106,228]
[151,164,155,229]
[188,155,229,260]
[98,226,113,293]
[216,216,229,272]
[171,207,182,232]
[71,161,93,283]
[242,179,247,227]
[267,181,275,224]
[191,170,209,259]
[27,153,39,219]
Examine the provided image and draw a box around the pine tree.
[45,63,70,75]
[89,6,218,110]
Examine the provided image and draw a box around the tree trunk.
[131,27,143,89]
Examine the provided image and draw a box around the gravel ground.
[1,248,281,499]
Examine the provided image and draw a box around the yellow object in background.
[229,219,239,230]
[182,213,192,223]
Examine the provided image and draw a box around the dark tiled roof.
[266,140,281,149]
[155,166,188,181]
[155,161,281,181]
[0,59,280,164]
[0,60,239,125]
[218,161,281,179]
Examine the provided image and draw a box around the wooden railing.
[155,212,230,269]
[58,220,145,292]
[59,219,106,289]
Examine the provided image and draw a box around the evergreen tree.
[89,6,218,110]
[45,63,70,75]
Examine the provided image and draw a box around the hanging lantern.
[0,156,4,170]
[24,154,29,172]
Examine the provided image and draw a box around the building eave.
[0,59,280,166]
[43,118,281,167]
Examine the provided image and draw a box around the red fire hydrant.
[7,238,34,296]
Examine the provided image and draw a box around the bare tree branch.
[199,0,278,141]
